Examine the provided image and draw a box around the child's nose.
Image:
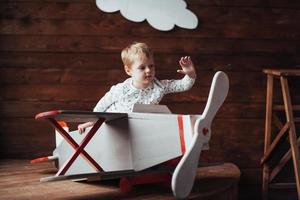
[145,66,151,72]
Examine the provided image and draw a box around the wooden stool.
[261,69,300,200]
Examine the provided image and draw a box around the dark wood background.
[1,0,300,198]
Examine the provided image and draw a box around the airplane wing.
[35,110,128,123]
[40,165,174,182]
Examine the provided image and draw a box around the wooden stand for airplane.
[261,69,300,200]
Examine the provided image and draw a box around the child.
[78,42,196,133]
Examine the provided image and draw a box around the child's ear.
[125,66,131,76]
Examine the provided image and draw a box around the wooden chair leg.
[262,74,274,200]
[262,165,270,200]
[280,77,300,200]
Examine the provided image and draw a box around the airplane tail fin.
[171,71,229,199]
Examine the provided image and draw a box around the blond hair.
[121,42,153,69]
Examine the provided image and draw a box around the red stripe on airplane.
[177,115,186,154]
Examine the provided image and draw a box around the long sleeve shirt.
[93,75,195,113]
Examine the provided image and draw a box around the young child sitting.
[78,42,196,133]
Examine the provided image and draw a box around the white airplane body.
[54,111,200,175]
[34,71,229,199]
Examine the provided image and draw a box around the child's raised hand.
[177,56,196,79]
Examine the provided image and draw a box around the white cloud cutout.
[96,0,198,31]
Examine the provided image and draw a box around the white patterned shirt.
[93,75,195,113]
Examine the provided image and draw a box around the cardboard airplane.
[33,71,229,199]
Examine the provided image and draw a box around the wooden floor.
[0,160,240,200]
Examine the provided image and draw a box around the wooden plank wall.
[1,0,300,187]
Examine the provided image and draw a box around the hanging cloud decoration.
[96,0,198,31]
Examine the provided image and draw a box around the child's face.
[126,55,155,89]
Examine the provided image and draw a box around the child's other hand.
[177,56,196,79]
[78,122,94,134]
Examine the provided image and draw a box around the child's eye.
[138,66,145,70]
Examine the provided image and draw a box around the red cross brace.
[35,110,106,176]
